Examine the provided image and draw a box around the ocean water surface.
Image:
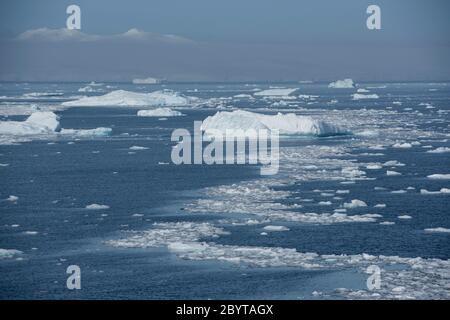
[0,81,449,299]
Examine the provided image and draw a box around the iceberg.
[201,110,349,137]
[137,108,184,117]
[427,174,450,180]
[62,90,198,107]
[253,88,298,96]
[352,93,380,100]
[328,79,354,89]
[0,112,112,140]
[0,111,60,135]
[132,77,161,84]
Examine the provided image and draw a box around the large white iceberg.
[328,79,355,89]
[62,90,198,107]
[0,111,111,138]
[201,110,349,137]
[137,108,184,117]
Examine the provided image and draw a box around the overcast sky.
[0,0,449,82]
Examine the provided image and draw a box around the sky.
[0,0,449,82]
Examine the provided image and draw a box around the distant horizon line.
[1,79,450,84]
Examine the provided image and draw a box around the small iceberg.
[137,108,184,117]
[132,77,161,84]
[328,79,354,89]
[0,112,112,139]
[352,93,379,100]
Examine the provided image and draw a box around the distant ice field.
[0,81,449,299]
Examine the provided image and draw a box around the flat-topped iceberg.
[328,79,355,88]
[253,88,298,96]
[132,77,161,84]
[62,90,198,107]
[201,110,349,137]
[137,108,184,117]
[352,93,379,100]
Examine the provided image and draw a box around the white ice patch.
[108,221,450,299]
[427,147,450,154]
[427,174,450,180]
[328,79,354,89]
[343,199,367,209]
[85,204,110,210]
[137,108,184,117]
[201,110,349,137]
[253,88,298,97]
[0,249,23,259]
[0,112,112,144]
[352,93,380,100]
[424,227,450,233]
[63,90,198,107]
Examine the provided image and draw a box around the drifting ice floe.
[137,108,184,117]
[0,112,111,144]
[253,88,298,97]
[427,174,450,180]
[352,93,379,100]
[201,110,349,137]
[107,221,450,299]
[424,227,450,233]
[62,90,198,107]
[85,204,110,210]
[132,77,161,84]
[427,147,450,153]
[328,79,354,89]
[0,249,23,259]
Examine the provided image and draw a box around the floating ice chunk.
[343,199,367,209]
[85,204,110,210]
[383,160,405,167]
[132,77,161,84]
[386,170,402,176]
[392,143,412,149]
[129,145,148,150]
[24,231,38,235]
[201,110,349,137]
[0,249,23,259]
[318,201,332,206]
[137,108,184,117]
[263,225,290,232]
[366,164,382,170]
[253,88,298,96]
[424,227,450,233]
[391,190,407,194]
[63,90,198,107]
[398,215,412,219]
[6,195,18,202]
[0,111,60,135]
[374,204,386,208]
[427,147,450,154]
[328,79,354,89]
[380,221,395,225]
[352,93,379,100]
[420,188,450,195]
[357,88,370,93]
[60,127,112,137]
[427,174,450,180]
